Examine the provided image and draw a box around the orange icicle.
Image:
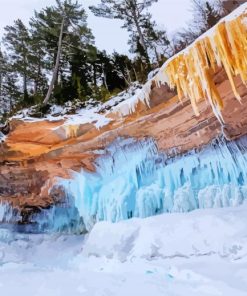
[163,7,247,116]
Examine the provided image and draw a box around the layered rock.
[1,3,247,223]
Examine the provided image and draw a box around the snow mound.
[83,203,247,261]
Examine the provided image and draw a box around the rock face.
[1,4,247,223]
[1,68,247,219]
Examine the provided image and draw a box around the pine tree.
[0,49,6,99]
[28,34,47,99]
[0,49,20,113]
[30,0,95,104]
[129,18,170,64]
[89,0,159,64]
[3,19,32,101]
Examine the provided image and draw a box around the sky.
[0,0,193,55]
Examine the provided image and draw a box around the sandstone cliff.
[1,3,247,223]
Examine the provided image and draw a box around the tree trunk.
[0,72,2,98]
[43,17,65,105]
[23,74,28,100]
[35,54,42,94]
[102,65,109,91]
[126,67,132,84]
[135,20,147,53]
[132,9,149,63]
[133,67,138,81]
[93,63,97,86]
[154,47,160,64]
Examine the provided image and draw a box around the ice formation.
[113,3,247,118]
[0,202,20,224]
[0,197,83,233]
[57,135,247,230]
[163,9,247,116]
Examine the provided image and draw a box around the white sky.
[0,0,193,54]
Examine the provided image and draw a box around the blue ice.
[59,136,247,230]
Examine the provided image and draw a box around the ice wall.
[0,197,84,234]
[3,135,245,233]
[0,202,20,224]
[59,136,247,230]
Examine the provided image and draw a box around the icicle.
[162,6,247,117]
[123,4,247,119]
[64,125,79,138]
[109,4,247,119]
[58,134,247,231]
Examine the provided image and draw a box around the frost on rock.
[57,135,247,230]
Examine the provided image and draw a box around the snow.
[11,82,144,133]
[1,205,247,295]
[62,108,112,130]
[147,68,160,80]
[82,203,247,261]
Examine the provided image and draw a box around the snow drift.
[83,203,247,261]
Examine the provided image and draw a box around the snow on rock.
[62,108,112,131]
[11,82,144,131]
[147,68,160,80]
[111,80,152,116]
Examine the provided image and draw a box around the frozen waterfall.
[59,136,247,230]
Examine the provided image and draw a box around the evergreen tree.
[28,34,47,99]
[0,49,6,99]
[89,0,159,64]
[0,49,20,112]
[129,18,170,64]
[30,0,95,104]
[3,19,32,101]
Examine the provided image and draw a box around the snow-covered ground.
[1,204,247,295]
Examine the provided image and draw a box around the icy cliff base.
[1,205,247,295]
[59,136,247,230]
[2,135,247,233]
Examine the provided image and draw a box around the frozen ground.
[1,204,247,295]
